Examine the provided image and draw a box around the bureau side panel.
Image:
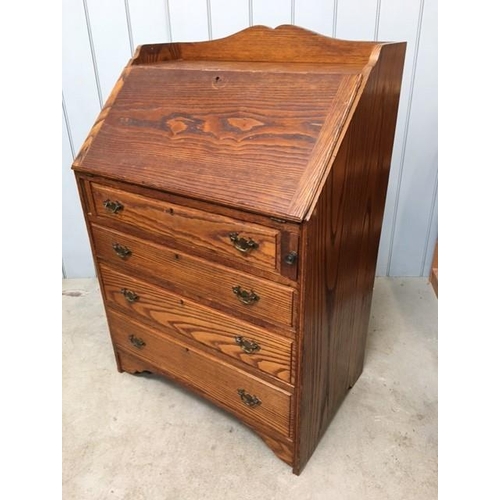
[294,43,406,474]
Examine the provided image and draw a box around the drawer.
[100,265,294,383]
[92,224,295,329]
[91,183,283,274]
[108,310,292,437]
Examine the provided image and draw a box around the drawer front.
[108,310,292,437]
[100,265,294,383]
[93,224,295,329]
[91,183,281,273]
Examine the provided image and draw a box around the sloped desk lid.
[73,25,385,222]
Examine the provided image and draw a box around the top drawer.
[91,183,285,275]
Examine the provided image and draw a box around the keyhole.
[212,75,224,88]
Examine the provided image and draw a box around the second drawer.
[100,264,294,383]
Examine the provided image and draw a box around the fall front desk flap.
[72,26,381,222]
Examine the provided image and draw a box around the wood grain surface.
[108,309,293,437]
[100,264,294,383]
[79,175,300,285]
[92,224,296,329]
[91,182,281,273]
[293,42,406,474]
[130,24,379,66]
[117,349,296,466]
[76,65,359,220]
[72,25,406,475]
[80,174,300,235]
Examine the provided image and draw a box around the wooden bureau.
[73,25,405,474]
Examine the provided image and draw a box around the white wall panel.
[389,0,437,275]
[62,0,102,278]
[294,0,335,36]
[252,0,291,27]
[375,0,424,275]
[336,0,378,40]
[85,0,131,101]
[128,0,171,45]
[169,0,209,41]
[62,105,95,278]
[61,0,437,278]
[62,0,101,149]
[210,0,249,39]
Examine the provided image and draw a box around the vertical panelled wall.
[62,0,437,278]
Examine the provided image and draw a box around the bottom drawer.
[108,310,292,437]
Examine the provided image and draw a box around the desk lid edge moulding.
[72,24,404,222]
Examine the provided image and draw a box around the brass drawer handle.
[128,334,146,349]
[112,243,132,259]
[237,389,261,408]
[120,288,139,303]
[232,286,260,305]
[103,199,124,214]
[234,336,261,354]
[228,232,259,253]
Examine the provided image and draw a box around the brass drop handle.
[232,286,260,305]
[228,232,259,253]
[128,334,146,349]
[103,199,124,214]
[120,288,139,303]
[112,243,132,259]
[237,389,261,408]
[234,336,261,354]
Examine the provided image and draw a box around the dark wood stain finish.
[116,349,296,465]
[100,264,295,384]
[91,182,283,275]
[82,176,300,286]
[130,24,380,66]
[108,310,293,438]
[72,25,405,475]
[294,43,406,474]
[92,224,296,330]
[76,67,359,220]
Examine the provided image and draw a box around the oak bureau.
[73,25,405,474]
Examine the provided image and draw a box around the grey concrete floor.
[63,277,437,500]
